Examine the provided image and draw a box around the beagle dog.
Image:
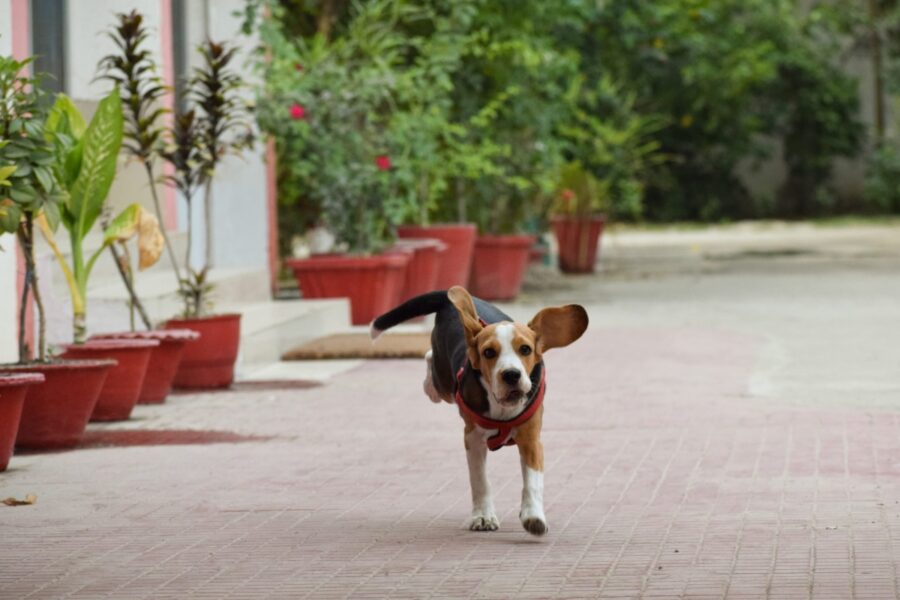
[371,287,588,536]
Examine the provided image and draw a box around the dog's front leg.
[517,436,547,536]
[464,425,499,531]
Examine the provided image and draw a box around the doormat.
[282,332,431,360]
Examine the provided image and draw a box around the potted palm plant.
[0,55,116,450]
[37,91,165,422]
[159,40,254,389]
[94,10,201,402]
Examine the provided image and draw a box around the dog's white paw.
[520,509,548,536]
[467,512,500,531]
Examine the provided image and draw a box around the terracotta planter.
[164,314,242,390]
[62,339,160,422]
[385,238,447,302]
[552,215,606,274]
[92,330,200,404]
[286,253,411,325]
[0,373,44,470]
[4,360,116,449]
[397,224,476,289]
[467,235,535,301]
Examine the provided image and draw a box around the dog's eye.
[483,348,497,359]
[519,345,532,356]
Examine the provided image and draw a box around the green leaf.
[46,94,87,139]
[67,89,123,241]
[102,202,141,244]
[0,201,22,233]
[41,201,61,232]
[0,165,16,186]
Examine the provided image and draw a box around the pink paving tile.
[2,329,900,598]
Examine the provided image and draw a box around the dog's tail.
[370,291,448,339]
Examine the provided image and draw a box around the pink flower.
[290,103,306,120]
[375,154,392,171]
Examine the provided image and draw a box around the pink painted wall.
[266,139,280,292]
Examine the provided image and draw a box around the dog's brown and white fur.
[372,287,588,535]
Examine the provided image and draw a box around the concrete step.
[229,298,351,370]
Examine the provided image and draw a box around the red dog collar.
[455,364,546,451]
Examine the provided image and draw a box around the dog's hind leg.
[464,424,499,531]
[423,350,447,403]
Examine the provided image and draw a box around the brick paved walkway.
[3,327,900,599]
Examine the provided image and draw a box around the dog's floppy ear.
[528,304,588,352]
[448,286,484,354]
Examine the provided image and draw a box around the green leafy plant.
[159,39,253,317]
[0,55,65,363]
[254,0,415,253]
[97,9,174,329]
[37,91,163,343]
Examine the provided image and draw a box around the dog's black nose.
[501,370,522,385]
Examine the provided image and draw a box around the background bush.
[248,0,886,254]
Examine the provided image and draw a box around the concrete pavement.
[3,221,900,599]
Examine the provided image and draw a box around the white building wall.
[180,0,270,271]
[0,0,18,363]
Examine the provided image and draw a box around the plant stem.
[16,223,32,364]
[203,178,213,274]
[18,215,46,360]
[108,242,152,330]
[144,161,183,282]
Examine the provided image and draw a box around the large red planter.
[467,235,534,301]
[164,313,242,390]
[397,224,476,289]
[92,330,200,403]
[0,373,44,470]
[552,215,606,274]
[5,360,116,449]
[62,339,160,422]
[385,238,447,301]
[286,253,411,325]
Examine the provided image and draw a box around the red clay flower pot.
[92,330,200,404]
[0,373,44,470]
[385,238,447,302]
[467,234,535,301]
[62,339,160,422]
[286,253,411,325]
[552,215,606,274]
[164,314,242,390]
[397,224,476,289]
[6,360,117,449]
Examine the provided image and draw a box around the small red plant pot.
[62,339,160,422]
[397,223,477,289]
[552,215,606,274]
[92,330,201,404]
[286,253,411,325]
[7,360,117,449]
[385,238,447,302]
[0,373,44,470]
[164,314,242,390]
[467,234,535,301]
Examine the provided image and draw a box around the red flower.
[375,154,392,171]
[560,188,575,206]
[290,103,306,120]
[294,63,303,72]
